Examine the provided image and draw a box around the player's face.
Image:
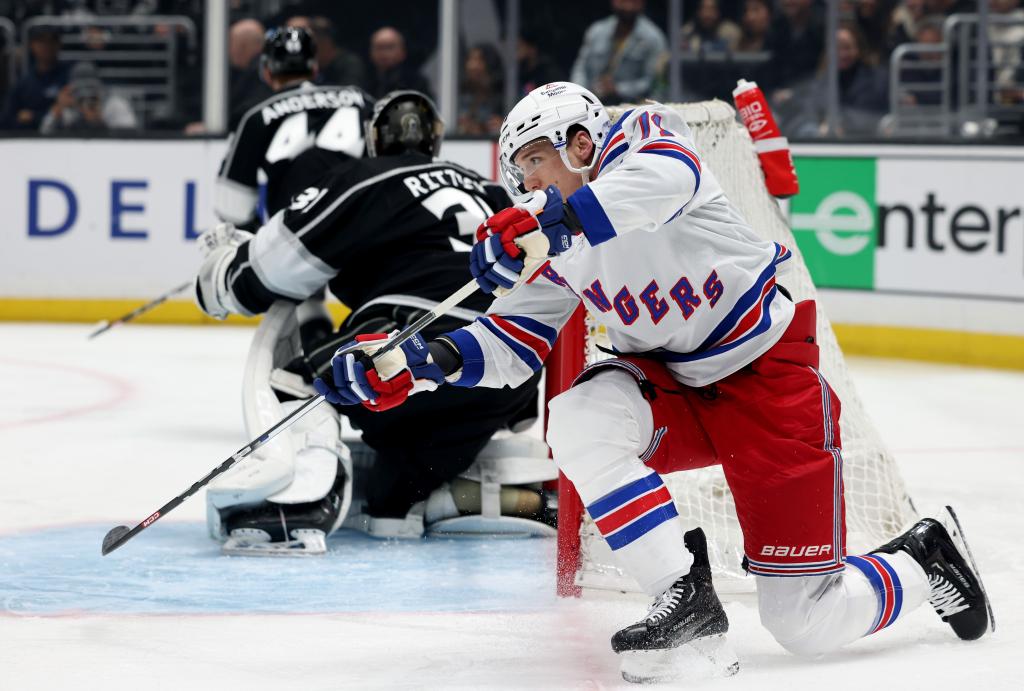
[513,139,585,198]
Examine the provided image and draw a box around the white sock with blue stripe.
[547,369,693,596]
[756,552,929,655]
[846,551,928,636]
[585,471,692,595]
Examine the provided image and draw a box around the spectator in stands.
[570,0,668,105]
[889,0,927,51]
[0,26,11,107]
[517,30,562,96]
[801,24,890,135]
[771,0,825,86]
[895,15,946,106]
[228,18,272,125]
[990,0,1024,99]
[734,0,777,88]
[681,0,741,53]
[366,27,431,99]
[39,61,138,133]
[925,0,976,16]
[738,0,775,52]
[286,15,367,89]
[457,43,504,136]
[850,0,896,65]
[0,27,72,131]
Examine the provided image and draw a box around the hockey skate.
[875,505,994,640]
[611,528,739,683]
[221,491,343,556]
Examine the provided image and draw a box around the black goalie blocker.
[261,26,317,77]
[366,90,444,158]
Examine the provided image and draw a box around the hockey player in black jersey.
[194,91,549,554]
[214,26,375,229]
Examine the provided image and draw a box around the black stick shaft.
[102,278,480,555]
[89,281,192,339]
[102,394,327,555]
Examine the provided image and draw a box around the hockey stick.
[88,281,193,339]
[101,277,481,555]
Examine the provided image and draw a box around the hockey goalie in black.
[215,26,375,228]
[194,92,549,554]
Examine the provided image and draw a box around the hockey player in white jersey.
[313,82,993,681]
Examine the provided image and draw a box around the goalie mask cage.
[549,101,918,597]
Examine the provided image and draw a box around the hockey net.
[550,101,918,596]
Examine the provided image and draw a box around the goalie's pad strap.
[428,515,556,538]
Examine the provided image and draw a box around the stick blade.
[101,525,132,555]
[87,321,111,339]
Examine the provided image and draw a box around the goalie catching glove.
[470,185,581,295]
[193,223,253,319]
[313,331,446,411]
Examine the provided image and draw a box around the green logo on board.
[788,158,877,289]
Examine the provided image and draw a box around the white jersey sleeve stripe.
[248,211,336,300]
[214,177,259,224]
[478,318,544,371]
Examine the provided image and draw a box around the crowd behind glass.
[0,0,1022,139]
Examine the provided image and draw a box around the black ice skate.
[221,490,343,556]
[611,528,739,683]
[875,505,994,640]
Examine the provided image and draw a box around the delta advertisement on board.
[788,152,1024,301]
[0,139,1021,306]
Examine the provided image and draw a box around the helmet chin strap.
[558,148,598,186]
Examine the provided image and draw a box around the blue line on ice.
[0,523,558,615]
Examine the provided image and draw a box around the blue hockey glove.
[313,331,445,412]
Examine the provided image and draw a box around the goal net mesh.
[568,101,918,592]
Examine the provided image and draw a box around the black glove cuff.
[561,201,584,233]
[429,337,463,376]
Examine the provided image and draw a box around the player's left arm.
[566,105,702,245]
[194,169,358,318]
[314,276,581,411]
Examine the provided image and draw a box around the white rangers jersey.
[444,103,795,389]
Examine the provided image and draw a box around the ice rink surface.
[1,323,1021,690]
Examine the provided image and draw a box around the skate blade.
[619,634,739,684]
[222,529,326,557]
[941,506,996,633]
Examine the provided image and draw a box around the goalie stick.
[101,278,481,555]
[88,281,192,339]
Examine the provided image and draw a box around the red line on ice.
[0,357,134,430]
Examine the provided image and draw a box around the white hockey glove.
[193,223,253,319]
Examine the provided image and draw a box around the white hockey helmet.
[498,81,611,200]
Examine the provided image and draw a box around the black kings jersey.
[215,81,374,226]
[224,153,511,333]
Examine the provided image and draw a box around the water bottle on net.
[732,79,799,199]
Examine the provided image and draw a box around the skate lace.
[928,574,969,617]
[645,584,687,624]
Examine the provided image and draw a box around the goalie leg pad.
[207,302,353,551]
[425,431,558,537]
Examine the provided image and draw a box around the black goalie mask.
[366,90,444,158]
